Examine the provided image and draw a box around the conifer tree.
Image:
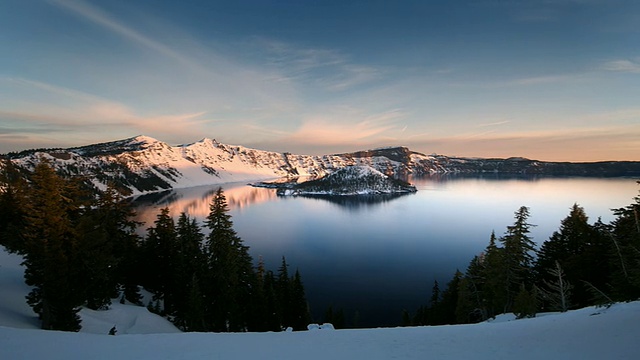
[290,269,311,330]
[481,231,506,317]
[430,280,440,308]
[456,255,487,323]
[172,213,206,330]
[204,188,256,331]
[535,204,599,308]
[277,256,293,328]
[22,161,85,331]
[513,283,538,319]
[262,270,282,331]
[499,206,536,311]
[0,159,28,253]
[435,270,463,324]
[76,183,143,310]
[142,207,177,314]
[183,274,206,332]
[608,185,640,300]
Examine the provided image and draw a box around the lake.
[132,175,639,327]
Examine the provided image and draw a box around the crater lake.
[132,175,639,327]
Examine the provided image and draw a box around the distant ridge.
[2,135,640,197]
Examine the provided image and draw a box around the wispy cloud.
[476,120,511,128]
[0,77,215,145]
[513,74,578,85]
[48,0,204,71]
[602,59,640,73]
[257,38,382,91]
[247,107,407,154]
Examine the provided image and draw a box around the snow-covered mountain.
[2,136,440,196]
[3,135,640,197]
[264,165,418,196]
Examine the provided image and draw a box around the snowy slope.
[0,302,638,360]
[1,246,639,359]
[6,135,640,197]
[0,247,179,335]
[7,136,438,196]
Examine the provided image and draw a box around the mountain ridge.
[2,135,640,197]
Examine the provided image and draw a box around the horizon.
[2,133,638,163]
[1,1,639,162]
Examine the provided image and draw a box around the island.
[253,165,417,196]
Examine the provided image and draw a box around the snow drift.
[1,246,639,360]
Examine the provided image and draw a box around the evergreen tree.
[262,270,282,331]
[456,255,487,323]
[0,159,28,253]
[141,207,177,314]
[435,270,463,324]
[277,256,292,328]
[98,184,143,305]
[481,231,506,317]
[204,188,256,331]
[535,204,599,308]
[76,184,143,310]
[183,274,206,332]
[290,269,311,330]
[172,213,206,330]
[21,161,85,331]
[499,206,536,312]
[608,185,640,300]
[430,280,440,308]
[513,283,538,319]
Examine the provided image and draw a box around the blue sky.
[1,0,639,161]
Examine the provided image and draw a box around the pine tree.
[183,274,206,332]
[430,280,440,308]
[513,283,538,319]
[204,188,256,331]
[481,231,506,317]
[21,161,85,331]
[262,270,282,331]
[608,184,640,300]
[535,204,599,308]
[290,269,311,330]
[141,207,177,314]
[0,159,28,253]
[435,270,463,324]
[456,255,488,323]
[277,256,292,328]
[172,213,206,330]
[499,206,536,312]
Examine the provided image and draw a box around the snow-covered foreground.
[2,248,639,360]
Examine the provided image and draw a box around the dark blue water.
[133,176,639,327]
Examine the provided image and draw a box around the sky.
[1,0,639,161]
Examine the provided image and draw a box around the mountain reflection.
[132,183,278,227]
[296,193,415,209]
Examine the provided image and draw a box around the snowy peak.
[5,136,640,197]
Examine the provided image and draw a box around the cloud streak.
[49,0,202,71]
[602,59,640,73]
[258,38,382,92]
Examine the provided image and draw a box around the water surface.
[133,175,639,327]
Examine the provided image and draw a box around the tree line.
[0,159,310,332]
[407,183,640,326]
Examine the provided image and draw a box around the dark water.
[133,175,639,327]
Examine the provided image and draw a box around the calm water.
[133,175,639,327]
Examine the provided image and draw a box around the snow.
[2,245,639,359]
[10,136,439,197]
